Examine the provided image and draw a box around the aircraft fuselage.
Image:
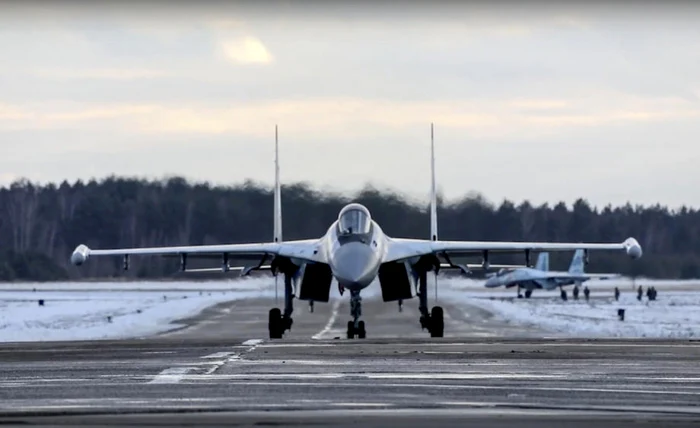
[324,218,386,291]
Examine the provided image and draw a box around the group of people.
[611,285,658,301]
[572,285,591,301]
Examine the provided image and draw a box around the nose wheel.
[347,320,366,339]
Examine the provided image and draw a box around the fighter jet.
[70,124,643,339]
[484,249,621,299]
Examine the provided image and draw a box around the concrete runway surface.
[0,296,698,427]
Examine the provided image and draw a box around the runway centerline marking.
[204,338,264,374]
[148,367,194,384]
[312,299,341,340]
[201,351,234,359]
[150,338,266,383]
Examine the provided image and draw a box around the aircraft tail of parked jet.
[535,252,549,272]
[568,249,585,275]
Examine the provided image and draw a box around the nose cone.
[331,242,379,288]
[484,275,500,288]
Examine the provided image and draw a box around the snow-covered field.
[0,276,698,342]
[439,277,700,339]
[0,277,276,342]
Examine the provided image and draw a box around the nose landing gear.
[346,290,366,339]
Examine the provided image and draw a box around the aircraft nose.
[332,242,378,286]
[484,275,499,288]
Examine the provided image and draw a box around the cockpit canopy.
[337,203,372,235]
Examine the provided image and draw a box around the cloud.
[32,68,173,80]
[0,172,20,185]
[220,36,274,65]
[0,104,32,120]
[3,94,697,143]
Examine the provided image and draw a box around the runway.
[0,295,698,427]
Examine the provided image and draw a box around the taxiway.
[0,295,697,427]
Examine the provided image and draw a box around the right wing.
[70,239,325,272]
[384,237,643,264]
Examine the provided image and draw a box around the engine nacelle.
[378,261,416,302]
[297,263,333,302]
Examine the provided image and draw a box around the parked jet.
[70,124,643,339]
[484,249,621,299]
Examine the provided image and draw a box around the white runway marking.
[148,367,193,384]
[154,338,266,382]
[201,351,234,359]
[312,299,342,340]
[203,338,264,374]
[177,373,565,380]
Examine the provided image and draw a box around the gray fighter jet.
[484,249,621,299]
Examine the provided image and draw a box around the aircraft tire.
[525,290,532,298]
[430,306,444,338]
[346,321,355,339]
[268,308,283,339]
[357,321,366,339]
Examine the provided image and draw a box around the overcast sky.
[1,1,699,209]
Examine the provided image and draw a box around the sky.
[1,1,699,209]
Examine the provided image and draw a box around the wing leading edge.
[384,237,643,263]
[70,239,324,267]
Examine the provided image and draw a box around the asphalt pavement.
[0,295,698,427]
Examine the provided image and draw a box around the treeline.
[1,176,699,281]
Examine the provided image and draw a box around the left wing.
[384,237,643,264]
[70,239,325,272]
[69,126,325,275]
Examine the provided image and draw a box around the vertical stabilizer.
[430,123,438,241]
[273,125,282,243]
[430,123,439,302]
[535,252,549,271]
[568,249,585,275]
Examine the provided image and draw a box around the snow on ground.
[1,276,699,342]
[0,277,277,292]
[439,277,700,339]
[0,277,275,343]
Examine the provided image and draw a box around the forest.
[0,176,698,281]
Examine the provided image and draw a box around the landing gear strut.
[418,271,444,337]
[268,271,294,339]
[346,290,366,339]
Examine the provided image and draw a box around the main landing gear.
[418,271,444,338]
[516,285,532,299]
[268,272,294,339]
[347,290,366,339]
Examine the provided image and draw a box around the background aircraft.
[484,249,621,299]
[70,124,643,339]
